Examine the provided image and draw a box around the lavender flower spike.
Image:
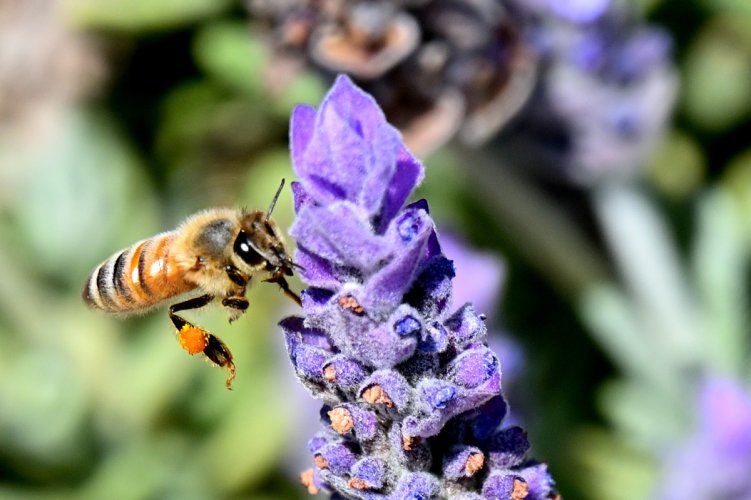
[282,75,558,499]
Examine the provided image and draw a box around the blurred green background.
[1,0,750,499]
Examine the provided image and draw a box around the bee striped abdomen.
[83,233,196,313]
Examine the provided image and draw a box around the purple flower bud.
[350,457,389,490]
[328,404,380,442]
[405,256,455,318]
[482,472,528,500]
[392,472,443,499]
[281,316,334,393]
[360,369,412,412]
[443,446,485,480]
[280,316,332,351]
[353,320,418,368]
[323,355,369,392]
[444,304,488,347]
[290,343,329,382]
[389,422,433,470]
[316,441,357,475]
[488,426,531,469]
[467,396,510,441]
[307,433,328,454]
[394,315,422,337]
[418,321,450,353]
[519,463,557,499]
[447,346,499,389]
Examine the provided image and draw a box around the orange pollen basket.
[178,324,209,355]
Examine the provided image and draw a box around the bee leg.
[264,274,302,307]
[169,294,236,389]
[204,334,235,390]
[222,296,249,323]
[221,264,250,323]
[225,265,248,287]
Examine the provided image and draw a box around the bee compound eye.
[233,231,264,266]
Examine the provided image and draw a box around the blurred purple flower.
[282,75,557,498]
[519,0,610,24]
[440,231,505,319]
[502,0,678,183]
[658,378,751,500]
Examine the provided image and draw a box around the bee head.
[234,210,296,275]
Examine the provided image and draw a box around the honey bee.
[83,180,301,389]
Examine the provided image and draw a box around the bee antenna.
[266,179,285,221]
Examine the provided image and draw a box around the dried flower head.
[248,0,537,156]
[281,74,556,498]
[0,0,104,140]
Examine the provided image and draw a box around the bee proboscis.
[82,180,301,389]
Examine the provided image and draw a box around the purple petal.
[335,403,380,442]
[324,74,390,144]
[291,202,390,272]
[290,180,314,214]
[360,209,434,312]
[297,75,404,211]
[290,104,317,175]
[280,316,333,352]
[295,247,343,290]
[376,145,425,233]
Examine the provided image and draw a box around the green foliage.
[682,18,751,131]
[66,0,233,32]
